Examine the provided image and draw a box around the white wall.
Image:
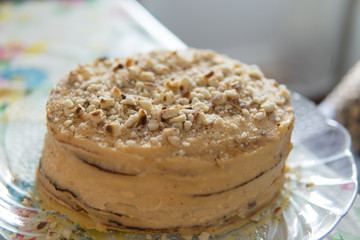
[140,0,356,101]
[344,0,360,75]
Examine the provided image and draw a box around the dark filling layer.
[74,153,138,176]
[39,165,126,218]
[192,153,285,197]
[58,140,139,176]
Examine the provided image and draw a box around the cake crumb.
[45,230,61,240]
[182,235,193,240]
[62,229,72,239]
[306,182,314,188]
[274,206,282,217]
[21,197,33,207]
[161,234,168,240]
[250,214,261,223]
[198,232,211,240]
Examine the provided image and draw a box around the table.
[0,1,358,239]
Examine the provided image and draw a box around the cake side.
[37,129,291,233]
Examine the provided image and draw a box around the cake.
[37,49,294,234]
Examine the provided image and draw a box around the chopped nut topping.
[47,48,293,148]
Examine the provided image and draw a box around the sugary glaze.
[37,49,294,234]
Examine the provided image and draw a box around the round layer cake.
[37,49,294,234]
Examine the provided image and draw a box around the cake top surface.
[46,49,294,152]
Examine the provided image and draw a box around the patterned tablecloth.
[0,1,358,239]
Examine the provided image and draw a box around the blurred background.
[140,0,360,103]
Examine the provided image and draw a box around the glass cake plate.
[0,89,357,240]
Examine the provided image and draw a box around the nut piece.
[63,120,73,127]
[73,104,85,116]
[124,113,138,128]
[128,66,141,77]
[164,91,175,104]
[151,106,162,120]
[137,108,147,125]
[249,71,263,80]
[148,119,160,131]
[88,84,102,92]
[169,114,186,124]
[261,101,275,113]
[279,84,291,100]
[139,100,152,112]
[167,136,181,147]
[62,99,74,108]
[254,111,266,120]
[78,66,93,80]
[204,70,214,79]
[100,98,115,109]
[211,93,226,107]
[184,120,192,131]
[203,114,216,125]
[162,106,180,120]
[154,63,169,74]
[111,86,122,99]
[140,71,155,82]
[121,96,136,106]
[105,122,122,137]
[162,128,180,137]
[89,109,104,123]
[180,76,192,89]
[229,99,250,110]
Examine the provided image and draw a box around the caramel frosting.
[37,49,294,234]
